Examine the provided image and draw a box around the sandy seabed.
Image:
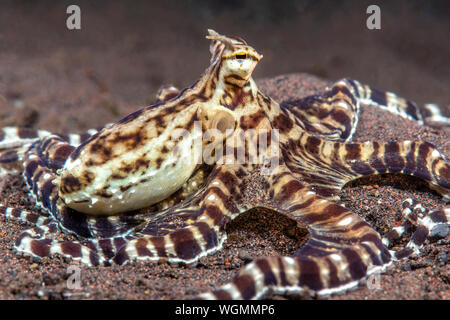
[0,73,449,300]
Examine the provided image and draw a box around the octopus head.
[207,29,262,87]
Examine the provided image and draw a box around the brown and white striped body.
[0,29,449,299]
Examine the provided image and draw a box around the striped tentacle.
[283,132,450,200]
[111,165,248,266]
[382,198,423,248]
[0,199,114,267]
[338,78,422,125]
[280,79,360,141]
[22,136,73,216]
[14,220,117,266]
[197,247,389,300]
[0,126,51,149]
[336,139,450,200]
[0,205,50,226]
[11,187,143,266]
[0,124,108,177]
[421,104,450,127]
[345,78,450,127]
[12,210,146,266]
[285,133,449,255]
[12,137,93,263]
[0,125,110,151]
[383,199,450,260]
[21,136,90,236]
[206,135,450,299]
[198,173,390,299]
[281,133,354,199]
[280,78,448,145]
[16,189,237,267]
[0,146,27,177]
[111,205,225,266]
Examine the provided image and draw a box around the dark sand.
[0,73,448,300]
[0,1,448,300]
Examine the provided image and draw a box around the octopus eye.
[234,54,248,60]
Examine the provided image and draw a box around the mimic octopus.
[0,30,449,299]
